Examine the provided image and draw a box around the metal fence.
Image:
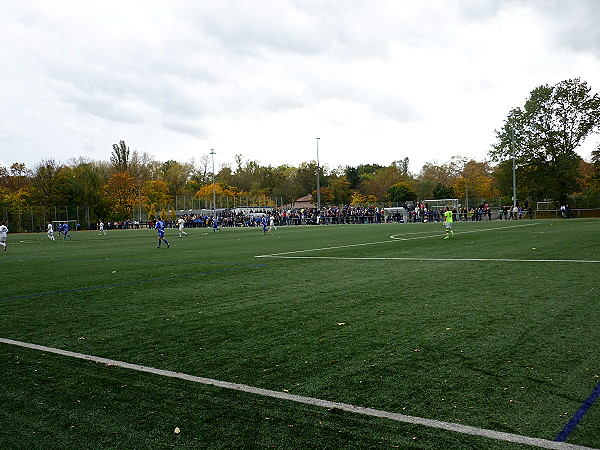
[1,206,92,233]
[2,203,599,234]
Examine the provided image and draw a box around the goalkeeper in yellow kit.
[443,206,455,239]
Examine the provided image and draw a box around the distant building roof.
[282,194,315,209]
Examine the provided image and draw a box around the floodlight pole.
[511,127,517,207]
[138,167,142,223]
[210,149,216,217]
[316,138,321,211]
[465,176,469,213]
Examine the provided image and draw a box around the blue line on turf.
[0,264,266,302]
[555,382,600,442]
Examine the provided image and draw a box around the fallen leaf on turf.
[174,427,181,434]
[337,322,346,326]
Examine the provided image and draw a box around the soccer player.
[443,206,454,239]
[212,216,220,233]
[155,218,170,248]
[0,221,8,251]
[98,221,107,235]
[261,216,269,235]
[178,217,188,237]
[269,214,277,232]
[62,222,72,240]
[47,223,56,241]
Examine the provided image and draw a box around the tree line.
[1,78,599,222]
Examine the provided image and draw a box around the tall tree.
[143,180,172,211]
[103,171,138,220]
[490,78,600,204]
[160,160,193,197]
[344,166,360,189]
[387,182,417,204]
[0,163,33,208]
[359,162,411,201]
[70,159,109,220]
[452,160,496,202]
[111,140,131,173]
[432,183,455,199]
[328,175,352,205]
[30,160,72,206]
[414,160,456,200]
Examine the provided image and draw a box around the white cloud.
[1,0,599,173]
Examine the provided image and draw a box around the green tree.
[0,163,33,208]
[160,160,193,197]
[490,78,600,204]
[414,160,456,200]
[387,182,416,203]
[69,159,109,220]
[359,161,411,201]
[344,166,360,189]
[328,175,352,205]
[432,183,455,199]
[30,160,72,206]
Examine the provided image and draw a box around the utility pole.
[511,127,517,207]
[316,138,321,211]
[210,149,216,217]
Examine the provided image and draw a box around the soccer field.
[1,220,599,449]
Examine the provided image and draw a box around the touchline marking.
[0,337,596,450]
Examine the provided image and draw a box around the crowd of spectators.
[107,201,536,231]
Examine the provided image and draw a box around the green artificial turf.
[1,219,599,448]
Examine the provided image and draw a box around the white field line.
[256,222,540,259]
[0,337,595,450]
[390,222,539,240]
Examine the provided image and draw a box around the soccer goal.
[536,201,557,211]
[424,198,460,211]
[51,220,77,234]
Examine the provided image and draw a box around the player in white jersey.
[269,214,277,232]
[98,221,106,235]
[178,217,188,237]
[47,223,55,241]
[0,222,8,251]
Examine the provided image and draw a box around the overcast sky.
[1,0,599,174]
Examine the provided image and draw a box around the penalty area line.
[256,256,600,263]
[0,337,594,450]
[256,222,540,259]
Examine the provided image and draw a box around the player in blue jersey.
[212,216,220,233]
[62,222,72,240]
[261,216,269,235]
[155,219,170,248]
